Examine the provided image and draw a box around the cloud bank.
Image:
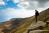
[0,0,5,5]
[0,0,49,22]
[19,0,49,9]
[0,8,46,22]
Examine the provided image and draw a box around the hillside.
[38,8,49,21]
[0,16,35,33]
[0,18,26,33]
[11,8,49,33]
[0,8,49,33]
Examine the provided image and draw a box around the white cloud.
[0,0,3,2]
[26,1,39,10]
[0,0,5,5]
[12,0,20,3]
[3,7,46,19]
[45,1,49,8]
[19,0,49,10]
[0,0,49,22]
[37,8,47,12]
[17,0,38,10]
[1,7,47,22]
[20,0,30,9]
[20,1,29,8]
[11,0,49,10]
[4,8,35,18]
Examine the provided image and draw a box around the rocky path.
[29,30,49,33]
[23,21,47,33]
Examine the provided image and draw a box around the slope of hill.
[10,16,35,33]
[0,18,26,33]
[38,8,49,21]
[10,8,49,33]
[0,16,35,33]
[12,8,49,33]
[0,8,49,33]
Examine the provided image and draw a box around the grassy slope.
[10,8,49,33]
[39,8,49,30]
[36,8,49,33]
[10,16,35,33]
[1,8,49,33]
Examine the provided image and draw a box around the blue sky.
[0,0,19,10]
[0,0,49,22]
[0,0,20,22]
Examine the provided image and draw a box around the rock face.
[0,8,49,33]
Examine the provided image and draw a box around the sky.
[0,0,49,22]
